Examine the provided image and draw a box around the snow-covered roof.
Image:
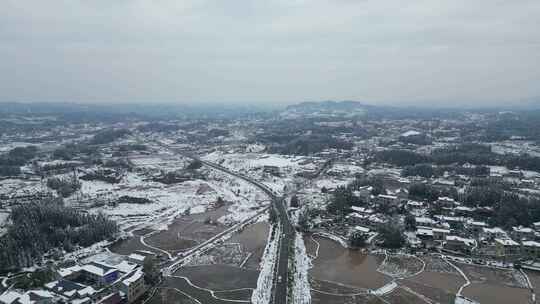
[494,238,519,246]
[45,280,96,298]
[367,214,385,224]
[437,215,465,222]
[432,228,450,234]
[437,196,455,202]
[114,261,139,274]
[512,226,534,233]
[483,227,506,234]
[378,194,397,200]
[81,262,117,277]
[468,220,487,227]
[415,217,436,225]
[128,253,146,262]
[122,269,143,287]
[350,206,373,214]
[0,291,22,304]
[455,206,476,212]
[0,290,55,304]
[523,241,540,248]
[353,226,370,233]
[401,130,421,137]
[446,235,475,246]
[416,228,433,237]
[57,265,82,277]
[406,200,424,207]
[347,212,366,219]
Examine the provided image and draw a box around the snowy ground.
[326,163,365,176]
[203,152,320,173]
[289,233,311,304]
[0,212,9,236]
[0,178,44,198]
[57,154,270,234]
[129,155,189,172]
[251,224,280,304]
[202,151,325,196]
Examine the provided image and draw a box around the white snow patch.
[251,224,281,304]
[371,281,398,296]
[289,233,311,304]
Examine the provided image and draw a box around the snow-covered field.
[0,178,44,198]
[66,157,268,232]
[202,151,325,196]
[203,152,321,176]
[327,163,365,176]
[129,155,189,172]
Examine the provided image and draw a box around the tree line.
[375,143,540,172]
[0,146,38,177]
[0,198,118,272]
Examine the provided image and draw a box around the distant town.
[2,101,540,304]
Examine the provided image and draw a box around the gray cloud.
[1,0,539,106]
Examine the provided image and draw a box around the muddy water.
[305,235,391,290]
[462,284,530,304]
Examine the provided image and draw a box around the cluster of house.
[0,252,153,304]
[344,187,409,229]
[341,186,540,261]
[405,197,540,259]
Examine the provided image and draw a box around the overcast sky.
[1,0,539,107]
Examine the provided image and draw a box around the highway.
[199,159,293,304]
[164,147,293,303]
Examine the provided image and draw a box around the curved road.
[199,159,293,304]
[165,147,293,304]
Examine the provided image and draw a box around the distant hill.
[281,100,474,120]
[281,100,373,119]
[285,100,368,111]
